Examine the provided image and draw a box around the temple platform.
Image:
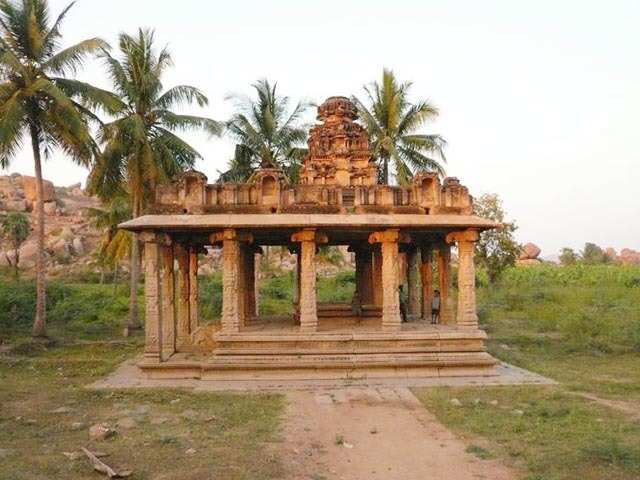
[138,314,498,381]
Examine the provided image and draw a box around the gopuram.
[120,96,500,380]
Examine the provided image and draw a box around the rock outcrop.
[517,242,542,266]
[0,173,101,275]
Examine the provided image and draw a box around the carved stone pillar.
[360,249,374,305]
[245,245,262,320]
[188,245,199,332]
[291,229,328,332]
[140,232,162,362]
[350,245,371,308]
[159,237,175,360]
[407,246,421,318]
[211,229,253,332]
[175,243,190,348]
[420,244,433,321]
[372,246,383,307]
[437,242,454,324]
[369,229,408,332]
[447,230,480,329]
[254,250,261,317]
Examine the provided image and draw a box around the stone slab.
[119,213,498,231]
[89,358,555,392]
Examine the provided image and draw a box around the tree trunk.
[30,126,47,337]
[124,201,141,336]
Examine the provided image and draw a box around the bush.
[0,280,133,338]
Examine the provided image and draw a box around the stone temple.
[120,96,500,380]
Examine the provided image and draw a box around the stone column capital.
[291,228,328,244]
[445,229,480,244]
[139,231,172,246]
[209,229,253,245]
[368,229,411,245]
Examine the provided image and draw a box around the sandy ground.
[281,387,516,480]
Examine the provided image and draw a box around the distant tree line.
[559,243,614,266]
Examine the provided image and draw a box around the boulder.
[519,242,541,260]
[72,237,84,255]
[21,176,55,203]
[18,241,38,268]
[43,201,57,215]
[4,199,28,212]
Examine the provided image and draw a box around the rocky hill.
[0,173,102,276]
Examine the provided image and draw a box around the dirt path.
[281,387,515,480]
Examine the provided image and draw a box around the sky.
[2,0,639,257]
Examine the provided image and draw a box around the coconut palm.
[225,79,309,182]
[353,69,447,185]
[87,28,221,335]
[0,0,118,336]
[87,196,131,284]
[216,144,254,183]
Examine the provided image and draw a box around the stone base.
[138,320,498,381]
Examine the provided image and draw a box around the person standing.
[431,289,441,324]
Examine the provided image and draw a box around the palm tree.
[225,79,309,182]
[0,0,118,337]
[88,28,221,336]
[353,68,447,185]
[87,196,131,285]
[216,144,254,183]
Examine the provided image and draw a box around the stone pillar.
[245,246,261,320]
[188,245,199,332]
[407,246,422,318]
[141,232,161,362]
[175,242,191,348]
[447,230,480,329]
[437,242,454,324]
[360,249,374,305]
[420,244,433,321]
[372,246,383,307]
[291,229,328,332]
[254,250,261,317]
[237,243,247,326]
[350,246,371,308]
[369,229,408,332]
[159,237,175,360]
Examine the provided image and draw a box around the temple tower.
[299,96,379,186]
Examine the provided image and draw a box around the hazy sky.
[2,0,639,256]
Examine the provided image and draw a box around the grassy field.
[416,264,640,480]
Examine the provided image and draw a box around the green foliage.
[473,193,519,283]
[479,264,640,356]
[353,68,446,185]
[223,79,309,182]
[0,281,134,338]
[87,196,131,267]
[87,28,221,214]
[559,247,578,266]
[0,212,30,277]
[317,271,355,303]
[0,0,117,168]
[581,242,611,265]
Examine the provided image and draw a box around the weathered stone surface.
[89,423,115,441]
[519,242,541,260]
[43,201,57,215]
[22,175,55,203]
[4,198,28,212]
